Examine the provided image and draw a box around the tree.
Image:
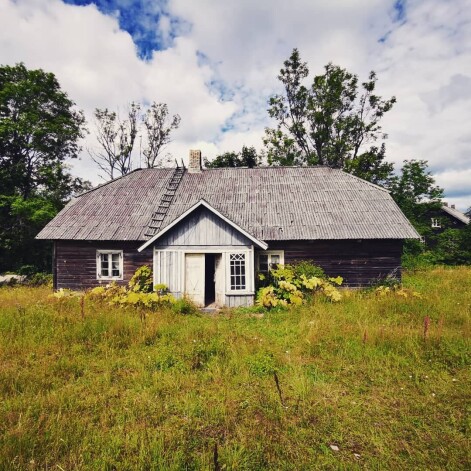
[264,49,396,184]
[465,207,471,218]
[388,159,443,224]
[205,146,261,168]
[0,63,89,272]
[0,63,87,200]
[142,102,180,168]
[90,101,181,179]
[90,102,140,180]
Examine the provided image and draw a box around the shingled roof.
[37,166,420,242]
[441,204,470,225]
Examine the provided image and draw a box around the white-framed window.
[431,218,441,228]
[257,251,284,274]
[96,250,123,280]
[229,253,246,290]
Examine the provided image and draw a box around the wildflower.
[432,393,436,397]
[452,378,457,382]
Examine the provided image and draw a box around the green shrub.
[87,267,175,310]
[17,265,37,277]
[171,297,199,315]
[256,264,342,308]
[290,260,326,279]
[27,273,53,287]
[128,265,153,293]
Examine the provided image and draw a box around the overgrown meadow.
[0,268,470,470]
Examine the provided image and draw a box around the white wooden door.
[214,254,224,307]
[185,254,205,306]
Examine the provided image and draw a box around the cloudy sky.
[1,0,470,210]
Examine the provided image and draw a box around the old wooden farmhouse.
[37,150,420,307]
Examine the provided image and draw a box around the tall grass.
[0,267,470,470]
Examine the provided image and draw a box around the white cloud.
[0,0,470,210]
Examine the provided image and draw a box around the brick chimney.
[451,204,455,209]
[188,149,202,173]
[443,202,448,206]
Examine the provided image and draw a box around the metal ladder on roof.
[144,161,185,238]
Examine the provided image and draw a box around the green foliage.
[256,263,342,308]
[0,63,87,199]
[289,259,326,279]
[88,267,175,310]
[247,352,278,376]
[26,273,53,287]
[205,145,261,168]
[433,228,471,265]
[0,63,89,272]
[264,49,395,185]
[128,265,153,293]
[88,282,174,310]
[388,159,444,224]
[171,297,199,315]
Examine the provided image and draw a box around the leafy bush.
[27,272,53,287]
[17,265,37,277]
[171,297,199,315]
[128,266,153,293]
[256,264,342,308]
[374,285,422,299]
[290,260,326,279]
[87,266,175,310]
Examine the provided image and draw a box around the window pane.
[101,253,109,276]
[99,252,121,278]
[270,254,280,265]
[230,253,246,290]
[111,254,120,277]
[259,254,268,272]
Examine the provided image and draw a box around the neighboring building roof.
[37,166,420,242]
[440,205,470,225]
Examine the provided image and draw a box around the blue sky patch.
[393,0,407,22]
[63,0,189,59]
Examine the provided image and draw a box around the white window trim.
[96,250,124,281]
[257,250,285,273]
[431,218,441,228]
[225,250,254,295]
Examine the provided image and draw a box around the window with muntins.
[431,218,441,228]
[97,251,123,280]
[230,253,246,290]
[258,251,284,274]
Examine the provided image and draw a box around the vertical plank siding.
[157,207,251,247]
[155,250,183,296]
[264,239,403,287]
[225,294,254,308]
[55,241,153,291]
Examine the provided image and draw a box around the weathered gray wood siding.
[225,294,255,307]
[156,207,252,247]
[264,239,403,287]
[154,250,183,297]
[55,240,153,291]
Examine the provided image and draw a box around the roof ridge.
[441,205,470,224]
[340,170,390,193]
[72,168,144,199]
